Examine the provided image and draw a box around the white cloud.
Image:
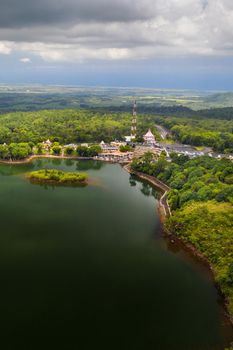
[15,42,133,62]
[0,41,13,54]
[20,57,31,63]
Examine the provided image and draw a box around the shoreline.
[123,163,171,221]
[0,154,130,165]
[28,178,88,187]
[124,163,233,326]
[0,154,94,165]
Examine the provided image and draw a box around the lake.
[0,158,232,349]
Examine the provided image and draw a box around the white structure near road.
[143,129,156,145]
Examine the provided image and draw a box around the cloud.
[0,41,13,54]
[0,0,232,62]
[0,0,155,27]
[20,57,31,63]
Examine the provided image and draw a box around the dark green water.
[0,159,232,349]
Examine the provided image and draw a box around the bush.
[64,146,75,156]
[51,142,62,155]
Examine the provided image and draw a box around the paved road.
[155,124,233,160]
[155,124,171,140]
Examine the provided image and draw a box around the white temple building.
[125,135,135,143]
[143,129,156,145]
[42,139,52,148]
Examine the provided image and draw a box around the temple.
[143,129,156,145]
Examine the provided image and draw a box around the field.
[0,84,233,114]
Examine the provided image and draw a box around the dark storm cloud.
[0,0,153,28]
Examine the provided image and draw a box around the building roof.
[144,129,154,137]
[125,135,135,142]
[43,139,52,145]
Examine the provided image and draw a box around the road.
[124,164,171,219]
[155,124,233,160]
[155,124,171,140]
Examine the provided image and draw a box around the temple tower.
[131,100,137,138]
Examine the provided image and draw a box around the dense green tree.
[0,144,10,159]
[76,146,90,157]
[35,143,43,155]
[170,152,189,165]
[64,146,75,156]
[88,145,102,156]
[119,145,132,152]
[51,142,62,155]
[166,201,233,315]
[8,143,32,160]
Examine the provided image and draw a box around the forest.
[0,109,160,145]
[0,108,233,154]
[131,153,233,316]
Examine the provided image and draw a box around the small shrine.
[143,129,156,145]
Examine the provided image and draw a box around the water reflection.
[129,175,137,187]
[0,158,104,179]
[141,182,151,197]
[65,159,75,167]
[51,158,62,166]
[76,160,103,171]
[29,181,88,190]
[129,175,160,200]
[0,162,35,176]
[35,159,45,168]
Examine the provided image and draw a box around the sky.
[0,0,233,90]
